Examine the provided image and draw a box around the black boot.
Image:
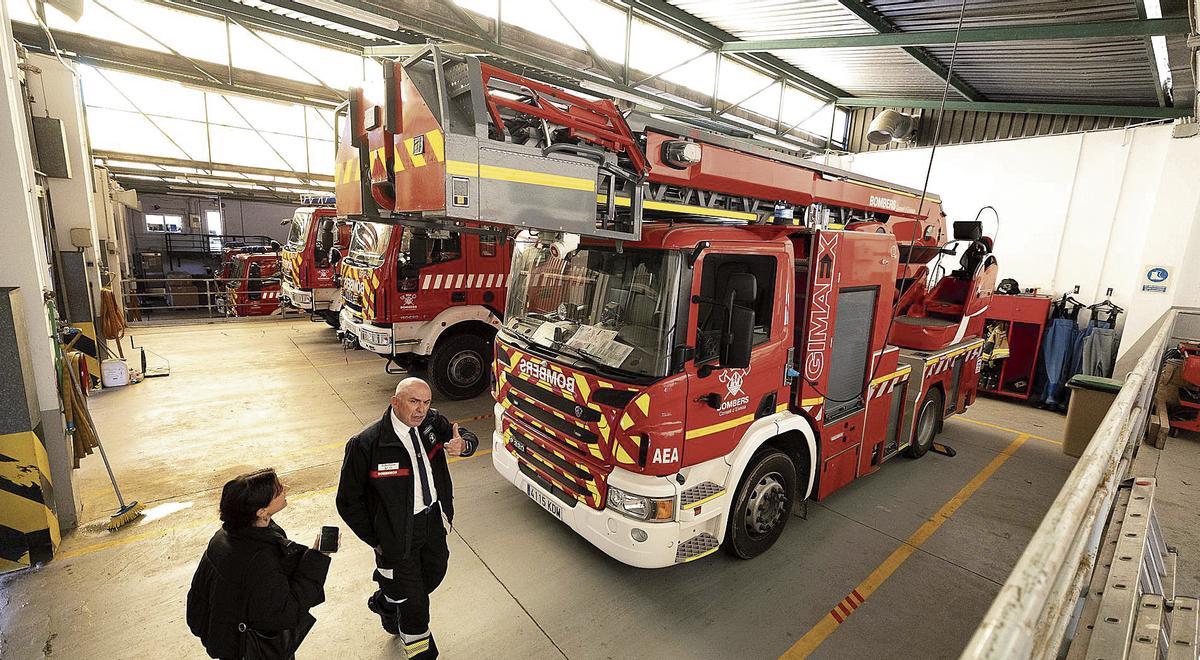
[367,591,400,635]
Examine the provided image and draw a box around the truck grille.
[503,417,605,509]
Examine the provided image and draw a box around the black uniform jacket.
[335,408,479,560]
[186,521,331,659]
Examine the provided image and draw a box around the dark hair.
[219,468,283,529]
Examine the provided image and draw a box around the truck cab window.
[695,254,776,363]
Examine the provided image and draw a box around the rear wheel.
[723,449,796,560]
[429,333,492,400]
[905,387,944,458]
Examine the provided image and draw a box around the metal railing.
[121,276,300,325]
[963,308,1200,658]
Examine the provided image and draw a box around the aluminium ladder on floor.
[1064,478,1199,660]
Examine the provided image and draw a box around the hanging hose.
[60,351,98,468]
[100,287,126,359]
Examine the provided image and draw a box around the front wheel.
[429,333,492,400]
[723,449,797,560]
[905,387,944,458]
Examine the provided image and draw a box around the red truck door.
[682,244,792,468]
[462,233,508,313]
[404,232,466,321]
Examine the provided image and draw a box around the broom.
[61,350,144,530]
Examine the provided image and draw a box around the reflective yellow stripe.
[775,402,788,413]
[680,490,726,510]
[685,412,756,441]
[392,144,405,172]
[681,545,720,563]
[869,366,912,387]
[425,129,444,161]
[801,397,825,406]
[479,164,594,191]
[597,194,758,221]
[923,339,985,365]
[446,160,477,177]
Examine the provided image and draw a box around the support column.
[0,6,81,530]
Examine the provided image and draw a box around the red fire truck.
[336,48,996,567]
[220,252,283,317]
[279,204,352,326]
[335,221,512,399]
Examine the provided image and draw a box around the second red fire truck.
[337,47,997,567]
[279,203,352,326]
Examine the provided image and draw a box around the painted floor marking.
[781,433,1031,658]
[955,415,1059,444]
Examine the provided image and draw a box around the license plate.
[526,483,562,520]
[362,330,388,345]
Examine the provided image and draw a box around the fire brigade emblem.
[574,405,584,417]
[400,293,417,307]
[719,367,750,399]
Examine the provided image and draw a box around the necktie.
[409,428,433,508]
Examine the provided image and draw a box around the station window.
[695,254,776,363]
[145,213,183,233]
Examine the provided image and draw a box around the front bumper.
[491,412,723,569]
[339,307,393,355]
[280,280,314,311]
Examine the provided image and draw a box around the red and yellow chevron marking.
[923,340,985,378]
[335,157,361,185]
[502,422,602,508]
[829,589,865,624]
[801,396,825,422]
[282,250,304,287]
[392,130,445,174]
[339,263,382,319]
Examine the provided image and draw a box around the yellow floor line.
[57,450,491,562]
[781,433,1030,659]
[956,415,1060,444]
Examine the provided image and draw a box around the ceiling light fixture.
[292,0,400,33]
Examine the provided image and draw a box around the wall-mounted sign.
[1141,265,1170,294]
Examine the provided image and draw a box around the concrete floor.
[0,318,1184,659]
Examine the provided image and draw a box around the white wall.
[821,123,1200,356]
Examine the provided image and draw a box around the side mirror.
[719,272,756,369]
[330,248,342,265]
[720,306,754,368]
[952,220,982,242]
[270,240,281,251]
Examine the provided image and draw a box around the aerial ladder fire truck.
[279,199,353,326]
[336,47,997,567]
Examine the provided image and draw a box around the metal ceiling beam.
[824,0,982,102]
[12,22,343,108]
[93,151,334,182]
[1132,0,1168,107]
[722,17,1191,52]
[836,97,1192,119]
[266,0,832,150]
[153,0,379,51]
[623,0,848,100]
[106,166,330,189]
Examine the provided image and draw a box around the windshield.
[284,211,313,249]
[505,244,682,378]
[347,222,394,268]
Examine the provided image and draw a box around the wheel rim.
[446,350,483,388]
[917,399,938,448]
[743,471,788,539]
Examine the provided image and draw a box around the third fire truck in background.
[337,47,997,567]
[279,204,351,326]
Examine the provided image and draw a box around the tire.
[722,449,797,560]
[905,387,944,459]
[429,332,492,400]
[320,310,339,328]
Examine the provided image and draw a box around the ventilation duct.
[866,110,917,145]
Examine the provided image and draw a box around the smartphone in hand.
[317,525,340,553]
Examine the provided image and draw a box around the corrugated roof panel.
[775,48,952,99]
[925,39,1160,104]
[867,0,1140,30]
[665,0,957,99]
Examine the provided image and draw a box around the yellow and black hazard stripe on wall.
[0,431,60,574]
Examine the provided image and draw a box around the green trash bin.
[1063,375,1124,458]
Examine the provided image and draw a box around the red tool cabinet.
[980,294,1052,401]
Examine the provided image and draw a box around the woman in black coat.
[187,468,333,659]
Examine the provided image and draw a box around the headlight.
[606,486,675,522]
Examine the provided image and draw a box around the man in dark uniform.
[336,377,478,659]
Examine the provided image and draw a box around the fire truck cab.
[337,223,512,400]
[279,205,351,326]
[334,46,996,567]
[220,252,282,317]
